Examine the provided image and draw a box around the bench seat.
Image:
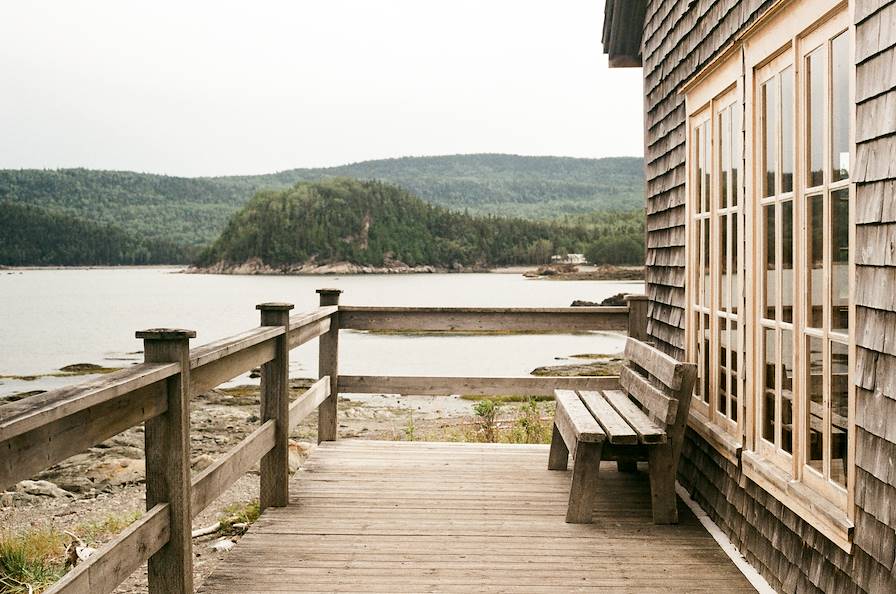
[548,338,697,524]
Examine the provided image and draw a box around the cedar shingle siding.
[639,0,896,591]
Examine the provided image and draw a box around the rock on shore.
[187,257,487,275]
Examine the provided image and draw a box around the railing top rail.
[289,305,338,331]
[338,305,630,314]
[0,362,179,442]
[0,305,340,443]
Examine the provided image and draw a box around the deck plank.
[199,440,755,593]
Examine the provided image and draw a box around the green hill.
[0,202,188,266]
[197,179,644,269]
[0,155,644,248]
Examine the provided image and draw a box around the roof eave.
[601,0,647,68]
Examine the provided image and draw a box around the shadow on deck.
[199,440,756,593]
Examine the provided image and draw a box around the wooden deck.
[199,440,755,593]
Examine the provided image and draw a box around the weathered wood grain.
[602,389,667,444]
[624,337,686,390]
[0,362,177,442]
[47,504,170,594]
[339,375,619,396]
[316,289,341,442]
[258,303,293,510]
[619,365,679,425]
[190,337,277,395]
[139,330,194,594]
[553,390,605,445]
[579,390,640,445]
[288,377,331,432]
[287,318,330,349]
[1,382,167,490]
[338,306,630,333]
[198,440,755,593]
[191,421,276,516]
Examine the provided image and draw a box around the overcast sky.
[0,1,643,177]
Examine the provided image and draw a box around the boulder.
[85,458,145,488]
[15,479,74,499]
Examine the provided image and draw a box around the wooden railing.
[0,290,646,594]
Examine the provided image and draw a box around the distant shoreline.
[0,264,184,271]
[1,263,645,282]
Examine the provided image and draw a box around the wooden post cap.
[316,288,343,296]
[624,294,648,302]
[256,302,295,311]
[135,328,197,340]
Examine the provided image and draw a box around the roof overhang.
[602,0,647,68]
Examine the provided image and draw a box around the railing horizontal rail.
[0,362,178,442]
[339,375,620,397]
[338,306,630,333]
[287,317,330,349]
[46,503,170,594]
[191,337,277,395]
[191,420,276,517]
[190,326,284,369]
[1,381,167,489]
[288,377,331,432]
[288,305,338,332]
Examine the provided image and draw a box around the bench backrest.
[620,338,697,461]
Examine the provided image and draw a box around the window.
[688,86,744,439]
[684,0,853,548]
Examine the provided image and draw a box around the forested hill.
[222,154,645,218]
[0,202,187,266]
[197,179,643,270]
[0,155,643,248]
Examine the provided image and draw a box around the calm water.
[0,268,643,397]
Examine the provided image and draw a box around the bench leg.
[647,443,678,524]
[547,424,569,470]
[616,460,637,473]
[565,442,603,523]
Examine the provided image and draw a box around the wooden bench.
[548,338,697,524]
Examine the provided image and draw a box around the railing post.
[317,288,342,442]
[137,328,196,594]
[257,302,294,510]
[624,294,648,342]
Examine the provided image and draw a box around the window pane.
[806,336,824,475]
[718,318,729,416]
[782,201,794,323]
[720,106,730,209]
[763,328,776,443]
[703,123,712,213]
[732,102,741,207]
[694,311,705,402]
[731,324,740,423]
[807,47,825,187]
[720,216,728,308]
[781,67,794,193]
[832,188,850,333]
[808,194,824,328]
[832,32,850,182]
[764,205,776,320]
[703,219,711,307]
[782,328,794,454]
[695,126,704,212]
[831,341,849,488]
[762,79,778,197]
[703,312,711,403]
[731,214,739,314]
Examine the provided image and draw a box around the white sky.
[0,1,644,177]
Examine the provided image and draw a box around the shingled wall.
[640,0,896,591]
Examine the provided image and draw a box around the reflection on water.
[0,268,643,396]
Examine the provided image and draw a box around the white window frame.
[682,0,855,551]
